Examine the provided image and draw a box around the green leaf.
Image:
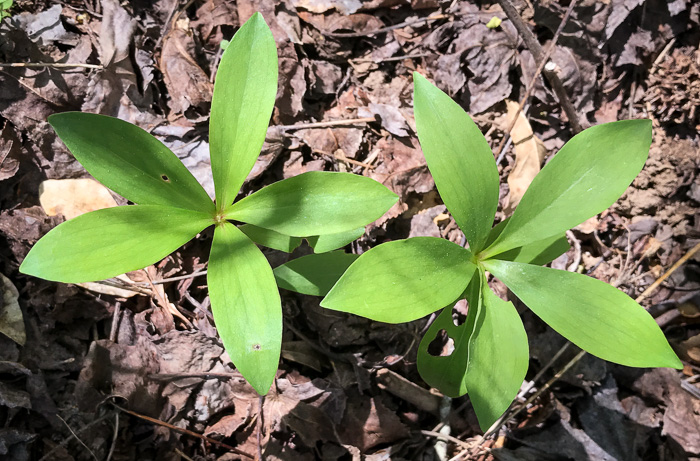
[413,73,499,253]
[210,13,278,212]
[227,172,398,236]
[208,222,281,394]
[417,277,480,398]
[485,219,569,265]
[465,274,529,431]
[49,113,214,213]
[483,259,682,369]
[321,237,475,323]
[20,205,212,283]
[307,227,364,253]
[239,224,302,253]
[483,120,651,258]
[274,251,359,296]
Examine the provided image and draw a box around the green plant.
[0,0,12,19]
[19,13,397,394]
[321,73,682,430]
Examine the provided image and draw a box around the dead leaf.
[39,178,118,220]
[292,0,363,15]
[160,20,214,115]
[0,274,25,346]
[336,394,408,452]
[192,0,238,47]
[503,101,547,214]
[680,333,700,362]
[358,103,410,137]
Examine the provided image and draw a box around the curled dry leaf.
[503,100,547,215]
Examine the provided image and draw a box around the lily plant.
[320,73,682,430]
[20,14,397,394]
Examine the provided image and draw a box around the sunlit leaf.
[208,222,281,394]
[322,237,475,323]
[239,224,302,253]
[307,227,364,253]
[49,113,214,213]
[274,251,359,296]
[484,219,569,265]
[20,205,212,283]
[484,259,682,369]
[465,275,528,431]
[413,73,499,253]
[484,120,651,257]
[210,13,278,211]
[227,172,398,236]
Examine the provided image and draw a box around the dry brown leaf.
[503,100,547,214]
[160,20,214,115]
[0,274,25,346]
[39,178,117,220]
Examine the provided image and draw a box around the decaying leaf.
[503,101,547,214]
[39,178,118,220]
[0,274,25,346]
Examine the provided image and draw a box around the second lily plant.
[322,74,682,429]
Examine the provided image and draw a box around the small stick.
[0,62,103,69]
[148,371,242,381]
[497,0,583,133]
[38,414,113,461]
[350,53,433,63]
[278,117,375,131]
[105,412,119,461]
[494,0,578,159]
[326,13,450,38]
[257,395,265,460]
[111,403,255,459]
[636,241,700,303]
[57,414,99,461]
[420,430,472,450]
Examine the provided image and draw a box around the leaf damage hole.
[427,329,455,357]
[161,174,170,182]
[452,298,468,327]
[252,343,261,351]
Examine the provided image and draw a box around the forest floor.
[1,0,699,460]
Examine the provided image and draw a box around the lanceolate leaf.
[49,113,214,213]
[484,259,682,369]
[322,237,475,323]
[307,227,364,253]
[465,275,529,431]
[413,73,499,253]
[484,120,652,258]
[19,205,212,283]
[210,13,278,211]
[227,172,398,236]
[208,222,281,394]
[417,277,480,398]
[274,251,359,296]
[239,224,302,253]
[485,219,569,266]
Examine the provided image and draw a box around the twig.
[57,415,99,461]
[0,62,103,69]
[111,402,255,459]
[148,371,242,381]
[105,412,119,461]
[278,117,375,131]
[494,0,578,158]
[636,242,700,303]
[326,13,450,38]
[421,430,472,450]
[496,0,583,133]
[257,395,265,460]
[38,414,113,461]
[350,52,433,63]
